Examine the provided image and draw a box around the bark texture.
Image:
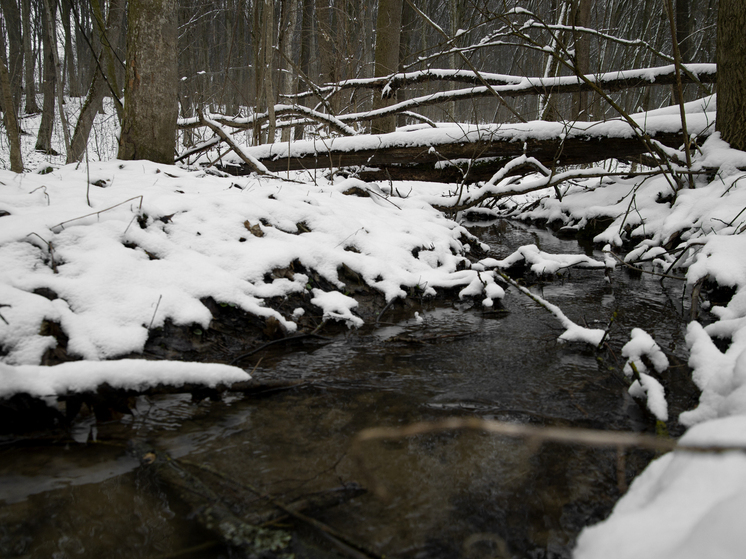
[371,0,403,134]
[0,44,22,171]
[716,0,746,151]
[118,0,178,164]
[34,0,57,153]
[0,0,22,107]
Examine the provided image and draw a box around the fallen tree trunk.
[218,130,707,183]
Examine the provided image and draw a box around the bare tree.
[0,23,21,171]
[0,0,22,107]
[21,0,39,114]
[279,0,298,141]
[34,0,57,153]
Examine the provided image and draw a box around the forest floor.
[1,98,746,558]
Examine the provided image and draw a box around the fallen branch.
[608,251,686,281]
[431,167,669,212]
[182,104,356,136]
[286,64,715,119]
[197,109,270,175]
[178,457,381,559]
[493,268,606,346]
[355,417,746,454]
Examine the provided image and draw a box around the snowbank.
[574,416,746,559]
[0,161,503,396]
[0,360,250,402]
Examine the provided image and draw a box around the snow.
[479,243,605,275]
[622,328,670,375]
[574,416,746,559]
[0,158,502,395]
[310,288,363,328]
[620,328,670,421]
[0,360,249,401]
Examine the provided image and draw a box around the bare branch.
[356,417,746,454]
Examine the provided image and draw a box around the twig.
[26,233,57,273]
[492,268,607,346]
[355,417,746,454]
[376,298,398,323]
[663,0,694,188]
[197,109,269,175]
[51,195,144,231]
[609,251,685,281]
[403,0,527,123]
[148,295,162,330]
[596,311,616,350]
[85,144,91,208]
[178,458,383,559]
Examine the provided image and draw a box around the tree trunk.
[676,0,691,63]
[396,0,416,128]
[252,0,264,144]
[34,0,57,153]
[716,0,746,151]
[293,0,313,140]
[0,0,22,108]
[21,0,39,113]
[539,0,570,121]
[315,0,335,87]
[0,26,21,171]
[279,0,298,142]
[61,0,82,97]
[68,0,127,164]
[263,0,275,143]
[446,0,465,121]
[43,0,72,159]
[371,0,403,134]
[571,0,592,120]
[91,0,124,121]
[118,0,178,164]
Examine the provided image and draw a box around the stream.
[0,220,697,559]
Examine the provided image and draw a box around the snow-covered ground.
[0,102,504,395]
[2,95,746,558]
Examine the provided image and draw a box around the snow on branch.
[197,110,270,175]
[180,104,357,137]
[286,64,714,126]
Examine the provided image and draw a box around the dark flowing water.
[0,221,696,559]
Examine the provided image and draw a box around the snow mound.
[0,360,250,401]
[574,416,746,559]
[0,161,502,397]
